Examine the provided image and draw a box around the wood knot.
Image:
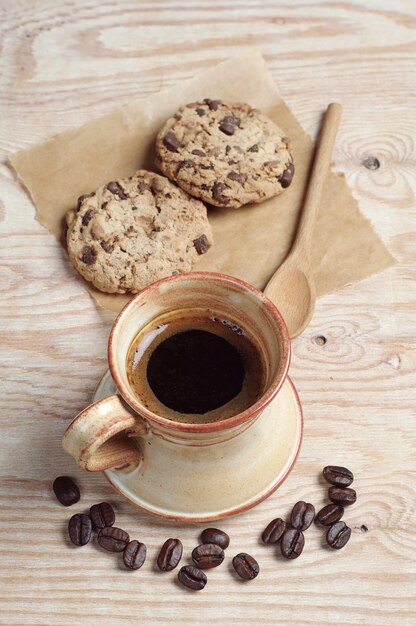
[361,156,380,170]
[313,335,327,346]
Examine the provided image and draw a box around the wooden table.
[1,1,415,624]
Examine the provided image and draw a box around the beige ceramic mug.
[62,272,302,520]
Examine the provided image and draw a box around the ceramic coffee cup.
[62,272,300,519]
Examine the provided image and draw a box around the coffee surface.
[126,310,265,423]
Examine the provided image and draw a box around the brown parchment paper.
[10,52,394,314]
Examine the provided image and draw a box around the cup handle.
[62,395,147,472]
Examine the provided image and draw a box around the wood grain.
[0,0,415,624]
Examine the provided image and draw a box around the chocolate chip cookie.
[66,171,213,294]
[155,100,294,209]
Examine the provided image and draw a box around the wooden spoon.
[264,103,342,338]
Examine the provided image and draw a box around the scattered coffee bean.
[281,529,305,559]
[323,465,354,487]
[290,501,315,531]
[316,503,344,526]
[200,528,230,550]
[178,565,207,590]
[97,526,130,552]
[123,540,147,570]
[89,502,115,530]
[329,486,357,506]
[192,543,224,569]
[68,513,92,546]
[53,476,80,507]
[232,553,259,580]
[326,521,351,549]
[163,131,181,152]
[157,538,183,571]
[261,518,286,544]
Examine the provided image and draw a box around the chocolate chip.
[100,241,113,253]
[278,162,295,188]
[80,245,97,265]
[200,164,213,170]
[212,182,230,204]
[163,131,181,152]
[196,108,205,116]
[81,209,94,226]
[227,171,242,183]
[138,182,150,193]
[204,98,221,111]
[76,193,94,211]
[191,149,206,157]
[178,159,196,169]
[248,144,259,152]
[107,181,128,199]
[225,145,231,154]
[193,235,210,255]
[219,116,240,136]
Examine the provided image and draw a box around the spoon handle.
[294,102,342,252]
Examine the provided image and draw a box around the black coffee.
[126,310,266,423]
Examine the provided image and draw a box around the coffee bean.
[281,529,305,559]
[278,162,295,188]
[200,528,230,550]
[178,565,207,590]
[193,234,210,255]
[89,502,115,530]
[290,501,315,531]
[232,553,259,580]
[123,540,147,570]
[53,476,80,507]
[192,543,224,569]
[97,526,130,552]
[326,521,351,549]
[329,486,357,506]
[323,465,354,487]
[261,518,286,544]
[80,245,97,265]
[107,181,128,199]
[157,538,183,571]
[163,131,181,152]
[68,514,92,546]
[316,503,344,526]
